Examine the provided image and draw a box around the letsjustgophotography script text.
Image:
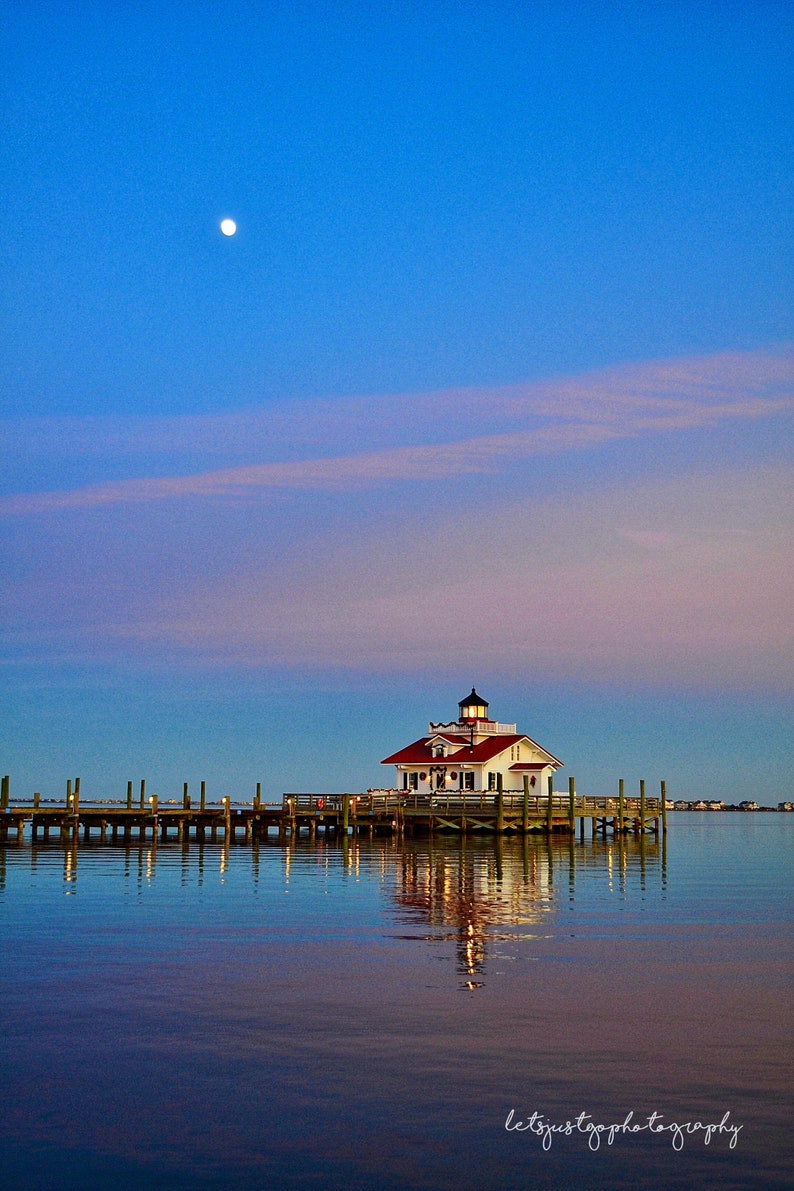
[505,1109,743,1152]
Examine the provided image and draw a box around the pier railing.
[2,791,662,816]
[283,792,403,814]
[400,792,661,814]
[283,793,344,812]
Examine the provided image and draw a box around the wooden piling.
[618,778,625,833]
[63,779,73,839]
[496,774,504,833]
[640,779,646,830]
[126,780,133,810]
[522,775,530,833]
[200,781,206,812]
[568,776,576,833]
[661,779,668,833]
[546,774,554,832]
[139,779,146,811]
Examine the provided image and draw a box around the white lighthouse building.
[381,688,562,795]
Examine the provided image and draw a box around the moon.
[219,218,237,237]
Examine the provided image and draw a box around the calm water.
[1,815,791,1190]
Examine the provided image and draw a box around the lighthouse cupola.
[458,688,489,723]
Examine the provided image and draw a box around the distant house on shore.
[381,688,563,794]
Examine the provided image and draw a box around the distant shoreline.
[670,802,792,813]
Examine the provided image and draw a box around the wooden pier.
[0,774,666,844]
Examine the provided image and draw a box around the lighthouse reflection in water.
[388,833,662,988]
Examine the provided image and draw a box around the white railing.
[427,721,518,736]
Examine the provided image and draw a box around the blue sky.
[1,2,792,803]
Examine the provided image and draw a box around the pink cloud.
[1,345,791,516]
[2,349,791,691]
[9,463,786,691]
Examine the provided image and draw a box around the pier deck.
[0,786,665,843]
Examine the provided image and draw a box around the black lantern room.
[458,688,489,722]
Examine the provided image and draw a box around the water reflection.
[392,839,553,986]
[389,834,664,986]
[1,831,664,986]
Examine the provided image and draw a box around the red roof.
[382,734,526,766]
[381,737,437,765]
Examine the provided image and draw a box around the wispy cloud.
[138,468,794,688]
[2,350,792,691]
[1,346,791,515]
[4,458,791,690]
